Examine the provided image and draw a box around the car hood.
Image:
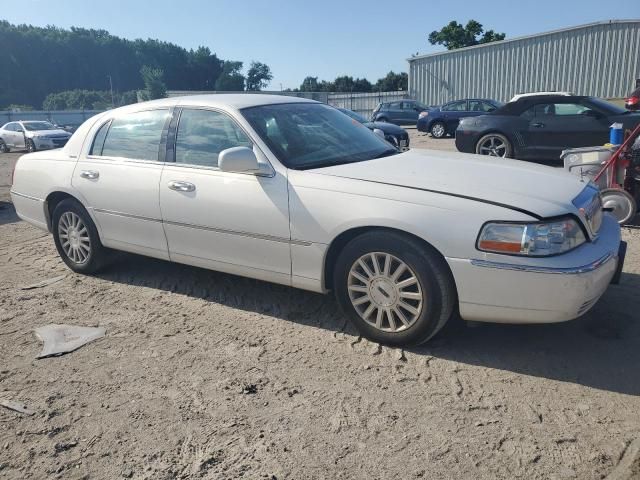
[310,149,588,218]
[26,129,70,137]
[363,121,406,134]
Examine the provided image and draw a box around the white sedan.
[0,121,72,152]
[10,95,624,346]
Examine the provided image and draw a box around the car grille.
[572,186,603,236]
[52,138,68,147]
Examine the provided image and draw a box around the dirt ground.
[1,134,640,479]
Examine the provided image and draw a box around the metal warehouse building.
[408,19,640,105]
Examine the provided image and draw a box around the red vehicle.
[625,86,640,111]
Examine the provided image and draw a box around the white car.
[10,95,625,346]
[0,121,72,153]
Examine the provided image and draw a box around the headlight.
[418,111,429,119]
[477,218,586,256]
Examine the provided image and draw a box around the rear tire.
[52,199,108,274]
[333,231,456,346]
[0,139,8,153]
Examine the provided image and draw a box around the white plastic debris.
[34,324,106,359]
[20,275,65,290]
[0,399,35,415]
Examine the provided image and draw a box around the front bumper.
[33,137,69,150]
[454,130,477,153]
[447,214,622,324]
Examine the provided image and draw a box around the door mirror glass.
[373,128,385,139]
[218,146,259,173]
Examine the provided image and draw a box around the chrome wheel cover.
[478,136,507,156]
[348,252,424,332]
[58,212,91,264]
[432,123,445,138]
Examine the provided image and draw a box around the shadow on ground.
[0,201,20,226]
[99,252,640,397]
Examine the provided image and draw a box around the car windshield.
[242,103,399,170]
[585,97,628,115]
[339,109,367,124]
[23,122,57,131]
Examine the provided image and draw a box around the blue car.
[417,98,503,138]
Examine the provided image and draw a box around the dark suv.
[372,100,429,125]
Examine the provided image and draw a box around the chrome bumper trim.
[470,251,616,275]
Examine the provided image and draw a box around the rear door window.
[100,110,170,161]
[442,101,467,112]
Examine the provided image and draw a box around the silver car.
[0,121,72,153]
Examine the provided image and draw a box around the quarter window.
[100,110,169,161]
[175,109,252,168]
[90,121,110,155]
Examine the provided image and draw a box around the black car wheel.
[430,122,446,139]
[26,139,36,153]
[475,133,512,158]
[0,139,9,153]
[333,231,455,346]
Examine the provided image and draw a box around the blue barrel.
[610,123,623,145]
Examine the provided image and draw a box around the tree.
[139,66,167,100]
[299,76,319,92]
[42,89,138,110]
[215,61,245,91]
[245,61,273,91]
[428,20,505,50]
[375,71,408,91]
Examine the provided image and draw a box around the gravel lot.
[1,135,640,479]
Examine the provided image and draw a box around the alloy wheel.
[478,136,507,156]
[347,252,424,332]
[431,123,445,138]
[58,211,91,264]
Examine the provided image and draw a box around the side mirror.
[218,146,260,173]
[373,128,385,139]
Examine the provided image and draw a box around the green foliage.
[0,20,268,107]
[245,61,273,91]
[139,66,167,100]
[374,71,408,91]
[215,61,245,91]
[42,89,138,110]
[5,104,34,111]
[298,71,406,93]
[428,20,506,50]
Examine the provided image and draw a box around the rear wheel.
[601,188,637,225]
[475,133,512,158]
[0,139,8,153]
[52,199,108,274]
[430,122,446,139]
[333,231,456,346]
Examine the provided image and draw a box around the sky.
[1,0,638,90]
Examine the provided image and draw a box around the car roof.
[122,93,318,112]
[510,91,573,101]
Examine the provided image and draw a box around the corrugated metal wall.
[409,20,640,105]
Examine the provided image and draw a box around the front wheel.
[475,133,512,158]
[52,199,108,274]
[333,231,456,346]
[430,122,446,139]
[26,139,36,153]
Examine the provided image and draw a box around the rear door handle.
[80,170,99,179]
[168,180,196,192]
[531,122,545,128]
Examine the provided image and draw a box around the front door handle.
[531,122,545,128]
[80,170,99,179]
[168,180,196,192]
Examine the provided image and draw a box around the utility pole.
[108,75,114,108]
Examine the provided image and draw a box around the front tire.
[475,133,512,158]
[430,122,446,139]
[52,199,108,274]
[26,139,36,153]
[333,231,456,346]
